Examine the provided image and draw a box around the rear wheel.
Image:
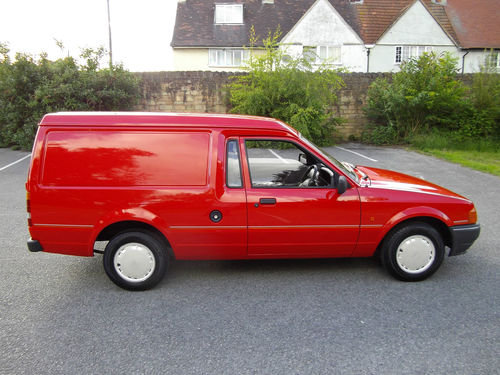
[381,222,445,281]
[103,231,168,290]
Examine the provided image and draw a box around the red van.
[26,112,480,290]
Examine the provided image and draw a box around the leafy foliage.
[364,52,467,143]
[364,51,500,144]
[0,44,140,149]
[227,28,344,146]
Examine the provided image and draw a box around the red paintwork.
[27,112,477,260]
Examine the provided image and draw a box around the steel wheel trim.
[396,235,436,274]
[113,242,156,283]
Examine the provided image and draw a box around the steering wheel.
[300,164,319,186]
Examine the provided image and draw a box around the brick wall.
[134,71,470,138]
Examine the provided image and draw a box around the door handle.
[259,198,276,205]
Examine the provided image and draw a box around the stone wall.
[136,71,234,115]
[134,71,471,138]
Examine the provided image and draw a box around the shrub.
[227,28,344,146]
[364,52,467,142]
[467,57,500,138]
[0,44,140,149]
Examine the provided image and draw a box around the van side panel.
[41,131,209,187]
[30,129,213,257]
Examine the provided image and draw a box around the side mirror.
[298,153,307,165]
[337,175,348,194]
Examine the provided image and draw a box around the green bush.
[467,59,500,138]
[364,52,467,142]
[0,44,140,149]
[364,51,500,145]
[227,28,344,146]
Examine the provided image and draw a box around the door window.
[245,140,333,188]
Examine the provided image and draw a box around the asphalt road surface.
[1,144,498,375]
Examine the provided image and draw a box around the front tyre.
[381,222,445,281]
[103,231,168,291]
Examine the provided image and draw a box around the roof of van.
[39,112,298,135]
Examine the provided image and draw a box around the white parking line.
[0,154,31,171]
[268,149,290,164]
[335,146,378,162]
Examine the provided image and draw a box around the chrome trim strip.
[170,226,246,229]
[250,225,359,229]
[453,220,469,225]
[33,223,93,228]
[171,224,383,229]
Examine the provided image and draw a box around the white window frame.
[487,52,500,68]
[214,4,243,24]
[303,46,342,65]
[209,49,249,67]
[318,46,342,65]
[395,45,432,64]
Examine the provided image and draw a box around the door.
[242,138,360,257]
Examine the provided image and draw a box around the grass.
[409,131,500,177]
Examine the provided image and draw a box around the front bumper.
[449,224,480,256]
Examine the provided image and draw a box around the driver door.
[241,138,360,257]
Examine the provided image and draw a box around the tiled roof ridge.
[171,0,500,49]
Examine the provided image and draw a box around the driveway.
[1,144,498,375]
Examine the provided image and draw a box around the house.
[171,0,500,73]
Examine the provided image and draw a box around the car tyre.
[381,222,444,281]
[103,231,168,291]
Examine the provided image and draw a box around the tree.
[0,45,140,149]
[227,28,344,146]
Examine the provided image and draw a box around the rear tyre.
[381,222,444,281]
[103,231,168,291]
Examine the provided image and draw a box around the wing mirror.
[337,175,348,194]
[298,153,307,165]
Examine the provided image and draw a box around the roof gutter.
[461,50,469,74]
[365,44,375,73]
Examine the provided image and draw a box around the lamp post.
[107,0,113,68]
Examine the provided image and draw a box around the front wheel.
[381,222,445,281]
[103,231,168,291]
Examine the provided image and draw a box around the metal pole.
[107,0,113,68]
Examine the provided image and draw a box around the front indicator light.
[468,207,477,224]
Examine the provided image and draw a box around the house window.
[215,4,243,24]
[395,46,432,64]
[303,46,342,64]
[209,49,249,67]
[485,52,500,68]
[303,46,317,63]
[318,46,341,64]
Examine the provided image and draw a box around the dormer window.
[215,4,243,24]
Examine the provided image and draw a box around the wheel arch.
[94,220,175,259]
[374,216,452,258]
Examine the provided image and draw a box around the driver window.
[245,140,333,188]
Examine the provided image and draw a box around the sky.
[0,0,178,71]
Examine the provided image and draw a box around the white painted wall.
[173,48,264,71]
[369,45,459,72]
[462,51,499,73]
[370,0,458,72]
[280,0,366,72]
